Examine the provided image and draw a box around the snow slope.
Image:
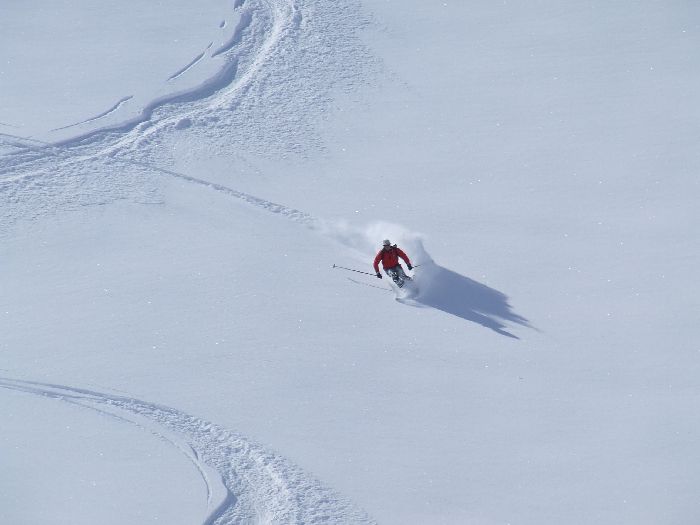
[2,0,700,524]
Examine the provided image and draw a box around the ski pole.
[332,264,378,277]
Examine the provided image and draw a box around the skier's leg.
[386,266,404,287]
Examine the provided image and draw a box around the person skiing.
[373,239,413,287]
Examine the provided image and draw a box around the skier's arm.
[397,248,411,266]
[373,252,382,273]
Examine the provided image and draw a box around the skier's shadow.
[412,262,531,339]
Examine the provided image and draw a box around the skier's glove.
[407,264,413,271]
[376,272,382,279]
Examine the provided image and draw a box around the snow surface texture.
[323,221,531,338]
[0,378,371,524]
[2,0,379,523]
[3,0,700,523]
[1,0,370,223]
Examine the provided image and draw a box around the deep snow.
[2,0,700,524]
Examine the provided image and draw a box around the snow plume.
[321,220,431,266]
[323,220,529,338]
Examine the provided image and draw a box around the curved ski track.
[0,378,374,525]
[0,0,371,228]
[0,1,375,522]
[0,0,290,174]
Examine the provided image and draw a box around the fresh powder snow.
[2,1,699,524]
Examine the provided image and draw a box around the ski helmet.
[383,239,391,246]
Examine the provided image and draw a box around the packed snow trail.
[0,378,375,525]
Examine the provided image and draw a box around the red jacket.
[373,246,411,272]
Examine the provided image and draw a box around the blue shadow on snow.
[411,262,531,339]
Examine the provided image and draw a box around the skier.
[373,239,413,287]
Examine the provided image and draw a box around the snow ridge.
[51,96,135,132]
[0,378,375,525]
[168,44,214,82]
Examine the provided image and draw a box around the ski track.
[0,378,375,525]
[0,0,372,225]
[168,44,214,82]
[0,0,281,176]
[130,161,318,227]
[0,3,378,521]
[50,96,135,132]
[0,0,527,338]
